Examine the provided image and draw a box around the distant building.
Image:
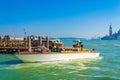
[101,24,120,40]
[109,24,112,37]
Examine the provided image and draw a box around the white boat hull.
[15,52,100,62]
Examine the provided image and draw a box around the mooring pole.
[28,36,31,52]
[38,36,42,46]
[46,36,49,49]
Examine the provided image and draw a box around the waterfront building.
[101,24,120,40]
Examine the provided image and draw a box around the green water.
[0,39,120,80]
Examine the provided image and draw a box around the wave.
[113,44,120,47]
[0,56,103,70]
[0,62,46,70]
[77,74,120,80]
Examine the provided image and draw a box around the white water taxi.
[15,37,100,62]
[16,51,99,62]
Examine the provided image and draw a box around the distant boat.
[15,39,100,62]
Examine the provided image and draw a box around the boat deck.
[17,49,96,54]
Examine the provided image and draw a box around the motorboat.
[15,38,100,62]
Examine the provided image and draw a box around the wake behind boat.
[15,36,100,62]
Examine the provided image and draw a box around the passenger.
[56,46,59,52]
[79,42,83,51]
[53,41,57,48]
[91,48,96,53]
[49,45,53,50]
[52,41,57,52]
[77,40,80,47]
[38,44,47,53]
[37,48,42,52]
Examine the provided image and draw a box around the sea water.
[0,39,120,80]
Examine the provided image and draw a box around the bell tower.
[109,24,112,37]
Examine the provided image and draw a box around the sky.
[0,0,120,38]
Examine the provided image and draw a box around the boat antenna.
[23,28,26,38]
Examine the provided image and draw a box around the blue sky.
[0,0,120,38]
